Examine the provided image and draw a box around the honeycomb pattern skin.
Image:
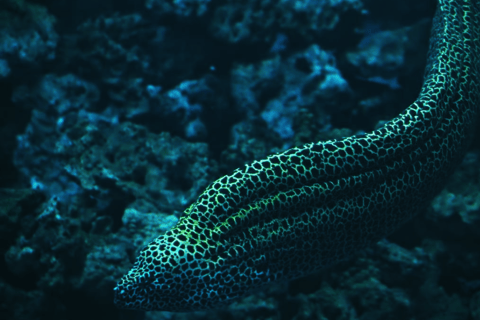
[114,0,480,312]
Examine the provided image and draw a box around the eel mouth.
[113,279,182,311]
[113,284,153,310]
[113,285,136,309]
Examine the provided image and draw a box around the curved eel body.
[114,0,480,312]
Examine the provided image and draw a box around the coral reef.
[0,0,477,319]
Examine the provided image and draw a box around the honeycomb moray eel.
[114,0,480,312]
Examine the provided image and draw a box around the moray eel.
[114,0,480,312]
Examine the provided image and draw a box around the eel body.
[114,0,480,312]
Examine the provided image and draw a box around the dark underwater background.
[0,0,479,319]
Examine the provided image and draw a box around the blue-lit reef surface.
[0,0,478,319]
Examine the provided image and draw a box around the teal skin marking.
[114,0,480,312]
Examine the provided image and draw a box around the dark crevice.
[0,80,30,188]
